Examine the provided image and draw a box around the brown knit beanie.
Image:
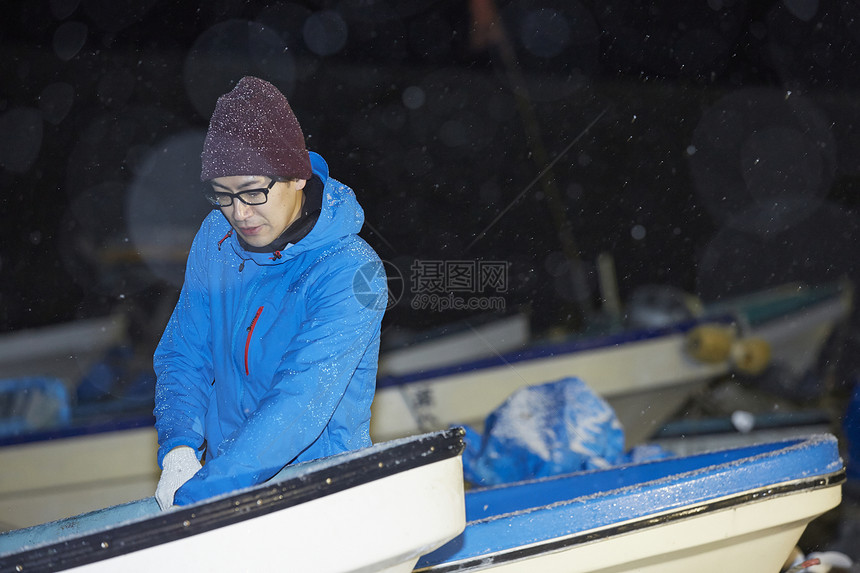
[200,76,312,182]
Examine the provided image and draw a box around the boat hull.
[0,429,467,573]
[423,478,840,573]
[417,434,844,573]
[372,325,729,446]
[372,281,852,446]
[0,315,126,387]
[0,423,159,532]
[64,456,465,573]
[378,313,529,377]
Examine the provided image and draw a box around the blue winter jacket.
[153,152,387,505]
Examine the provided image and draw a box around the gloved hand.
[155,446,202,510]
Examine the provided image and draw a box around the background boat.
[371,280,853,446]
[0,314,127,388]
[377,312,531,378]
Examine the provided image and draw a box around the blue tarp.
[76,345,155,405]
[462,377,669,486]
[0,377,70,437]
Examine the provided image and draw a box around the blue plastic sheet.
[462,377,669,486]
[0,377,70,437]
[76,345,155,405]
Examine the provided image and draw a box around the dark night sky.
[1,0,859,345]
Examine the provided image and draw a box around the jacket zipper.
[245,306,264,376]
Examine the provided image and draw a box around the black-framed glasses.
[203,177,279,207]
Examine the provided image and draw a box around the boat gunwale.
[416,469,845,573]
[0,428,466,572]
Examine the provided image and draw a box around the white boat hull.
[378,313,529,377]
[0,315,126,387]
[372,330,728,447]
[66,456,465,573]
[372,282,853,446]
[0,425,159,532]
[0,430,467,573]
[742,290,850,379]
[417,435,844,573]
[453,483,839,573]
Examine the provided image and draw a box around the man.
[153,76,387,509]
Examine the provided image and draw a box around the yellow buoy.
[685,324,736,363]
[731,337,772,376]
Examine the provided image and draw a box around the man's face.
[210,175,307,248]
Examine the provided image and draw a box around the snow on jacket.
[153,152,387,505]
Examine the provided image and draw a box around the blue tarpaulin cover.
[462,377,668,486]
[0,377,70,437]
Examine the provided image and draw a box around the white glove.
[155,446,202,510]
